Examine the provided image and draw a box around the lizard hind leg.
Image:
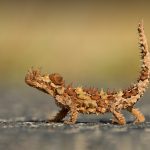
[112,111,126,125]
[127,107,145,124]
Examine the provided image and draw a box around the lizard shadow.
[20,114,150,124]
[23,119,133,125]
[76,120,133,125]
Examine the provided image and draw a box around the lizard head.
[25,68,73,107]
[25,68,64,85]
[25,68,65,95]
[25,68,49,86]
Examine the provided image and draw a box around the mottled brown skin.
[25,21,150,125]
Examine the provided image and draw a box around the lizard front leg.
[64,104,78,125]
[112,110,126,125]
[49,107,69,122]
[127,107,145,124]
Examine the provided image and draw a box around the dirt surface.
[0,118,150,150]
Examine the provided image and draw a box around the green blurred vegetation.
[0,1,150,89]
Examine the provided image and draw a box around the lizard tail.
[122,21,150,103]
[137,21,150,94]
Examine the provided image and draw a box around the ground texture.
[0,118,150,150]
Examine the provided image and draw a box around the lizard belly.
[76,99,108,114]
[77,106,97,114]
[76,98,97,114]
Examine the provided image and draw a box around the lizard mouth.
[25,68,41,85]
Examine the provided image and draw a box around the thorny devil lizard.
[25,21,150,125]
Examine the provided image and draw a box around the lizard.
[25,21,150,125]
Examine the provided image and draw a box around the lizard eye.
[49,73,64,85]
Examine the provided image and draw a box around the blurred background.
[1,1,150,150]
[0,0,150,121]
